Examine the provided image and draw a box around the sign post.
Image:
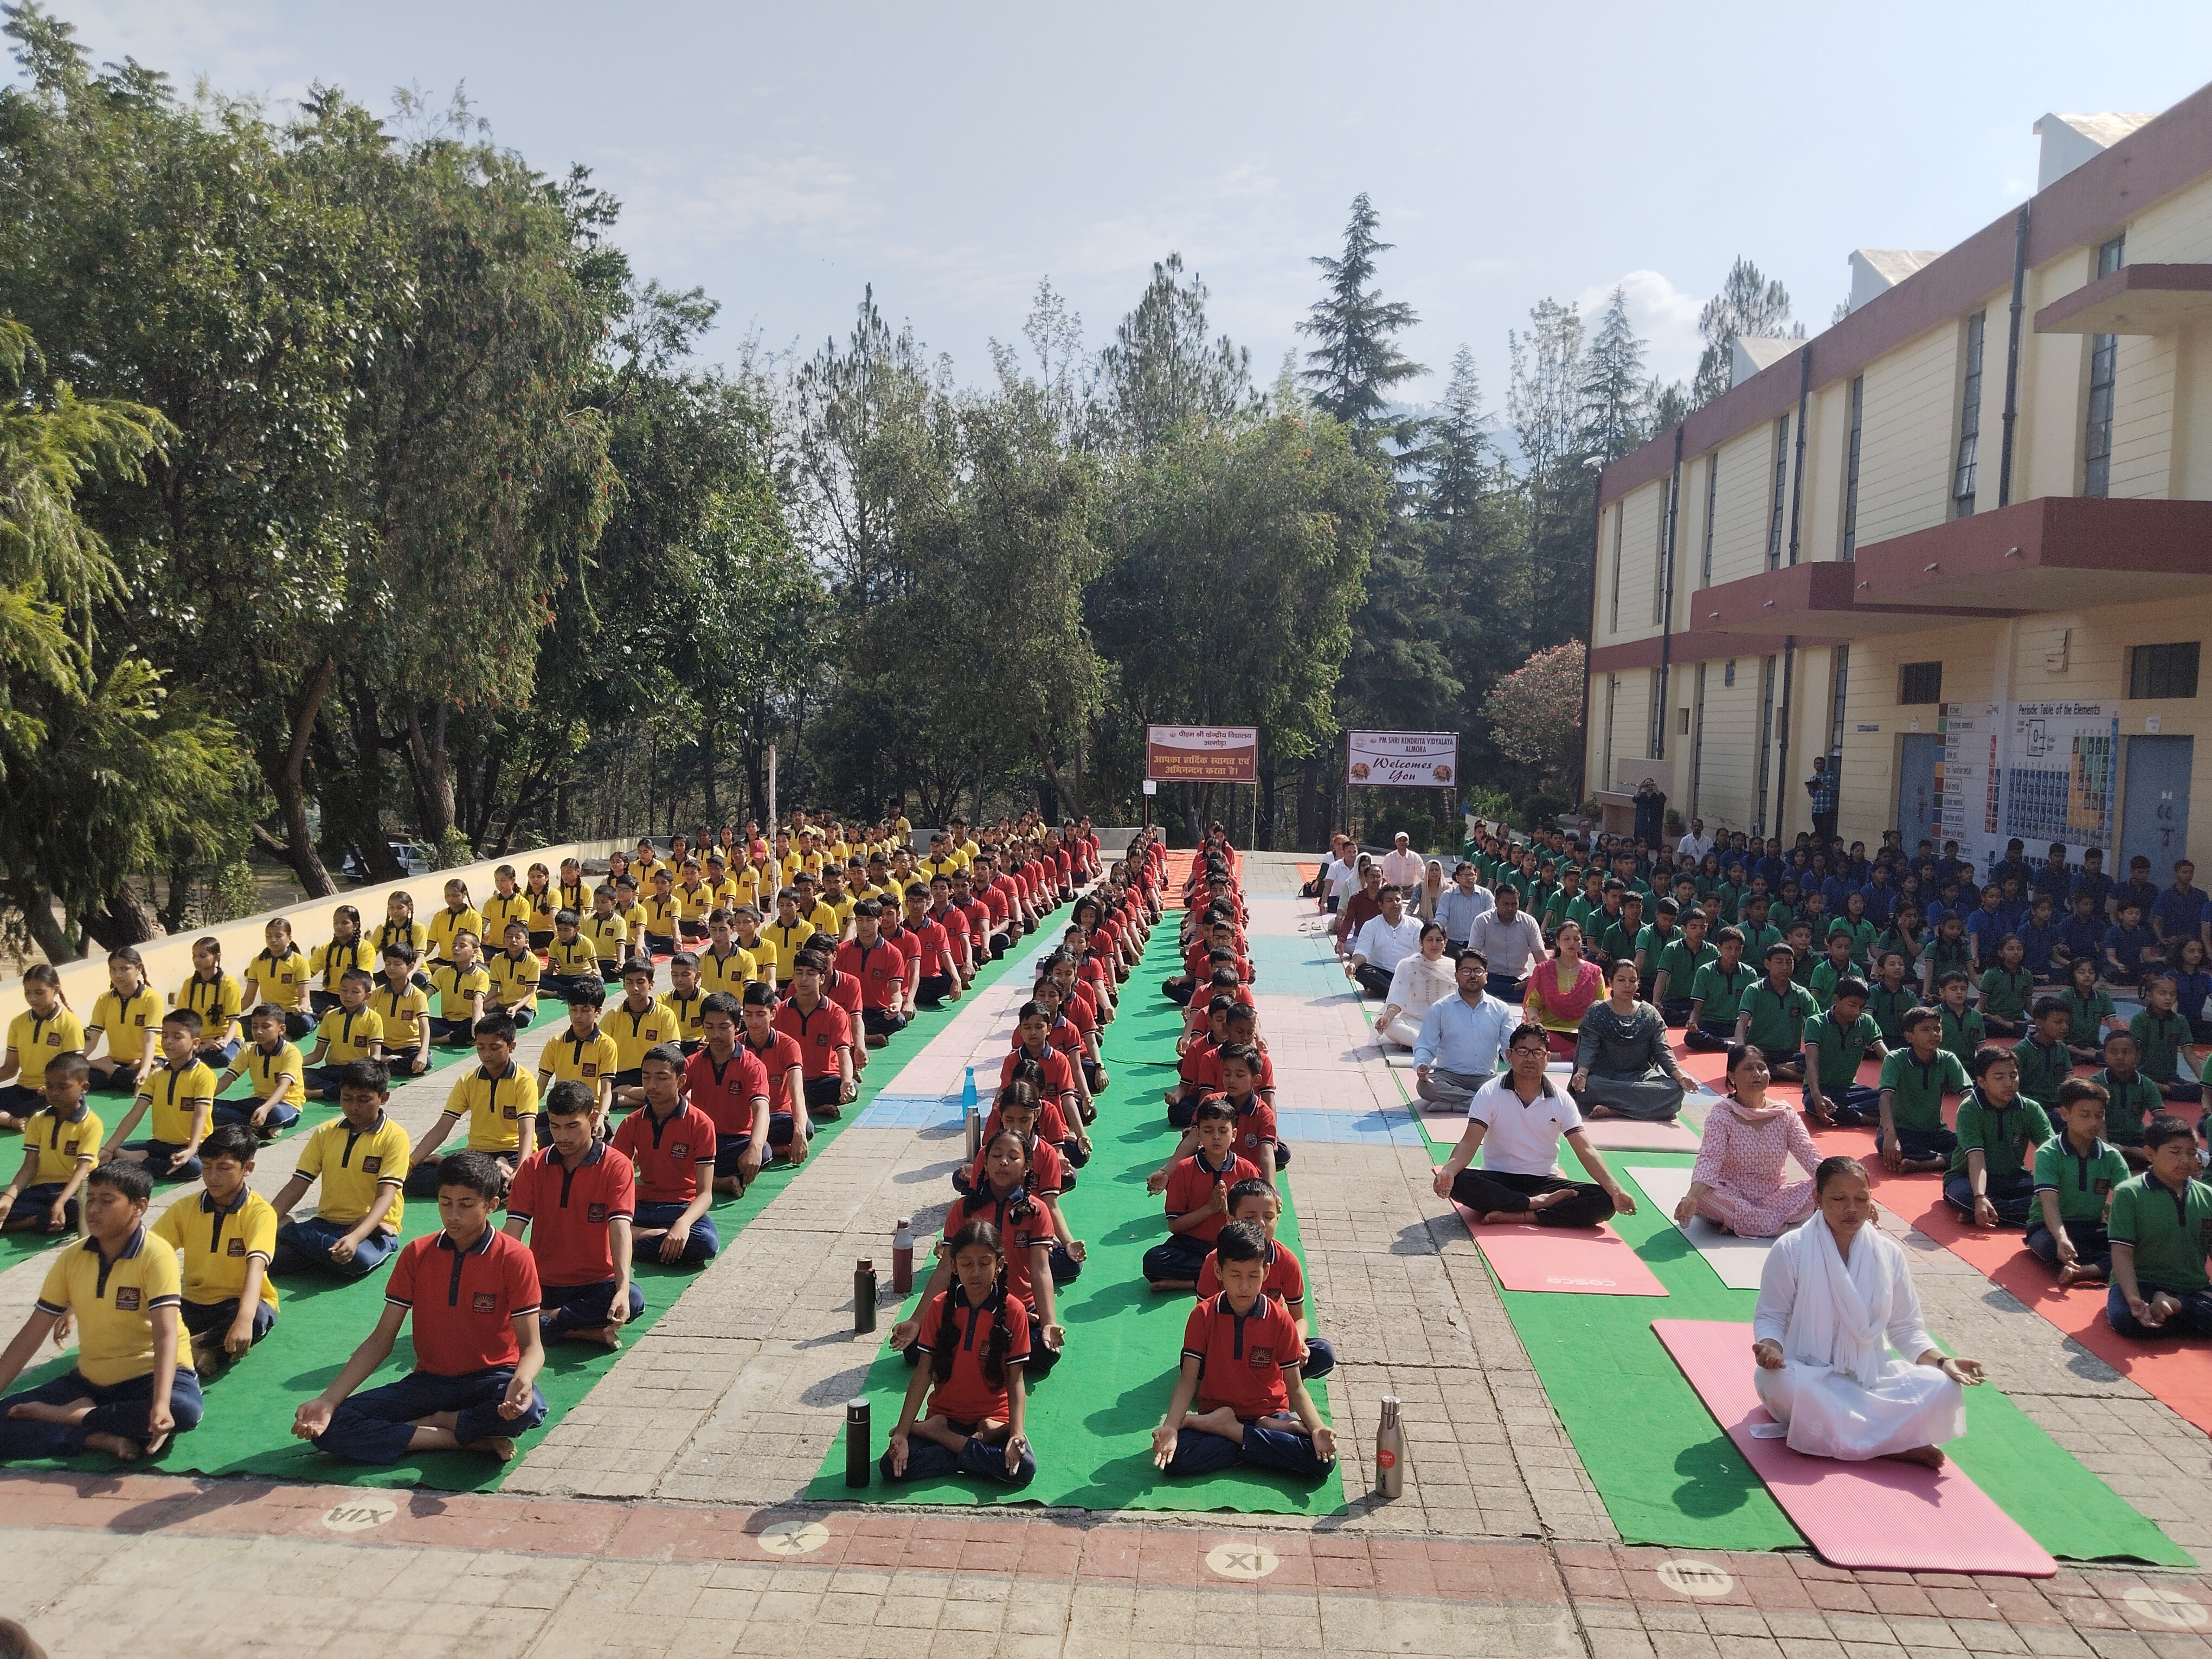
[1347,731,1461,845]
[1144,726,1258,850]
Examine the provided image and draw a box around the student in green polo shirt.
[1632,897,1681,982]
[1581,883,1626,963]
[2130,975,2197,1102]
[1596,893,1645,973]
[1977,935,2035,1039]
[1807,930,1859,1013]
[1735,896,1782,964]
[1684,928,1757,1053]
[2011,995,2074,1113]
[1802,978,1887,1129]
[1934,970,1987,1067]
[2093,1028,2164,1170]
[2029,1078,2129,1287]
[2060,957,2122,1065]
[1944,1046,2050,1227]
[2107,1115,2212,1339]
[1735,943,1819,1081]
[1541,868,1583,941]
[1876,1006,1967,1174]
[1866,951,1919,1048]
[1648,908,1716,1027]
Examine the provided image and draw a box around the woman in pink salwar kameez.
[1674,1045,1822,1237]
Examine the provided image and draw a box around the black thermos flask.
[845,1398,871,1487]
[855,1258,878,1334]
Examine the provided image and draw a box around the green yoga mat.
[1501,1149,2190,1565]
[0,924,1053,1490]
[806,927,1344,1515]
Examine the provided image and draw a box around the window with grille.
[1953,312,1985,516]
[1899,661,1943,705]
[1766,416,1790,568]
[2085,235,2125,498]
[1841,376,1863,558]
[1699,453,1718,587]
[2129,642,2200,700]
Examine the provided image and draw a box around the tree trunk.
[159,861,192,933]
[83,880,165,950]
[8,880,80,962]
[406,702,456,844]
[1296,759,1326,852]
[700,723,719,827]
[259,655,340,897]
[1257,762,1278,852]
[1029,731,1085,820]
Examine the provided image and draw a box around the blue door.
[1898,735,1943,851]
[2121,735,2193,876]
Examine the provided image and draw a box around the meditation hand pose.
[882,1219,1036,1487]
[1751,1156,1984,1468]
[1674,1045,1820,1238]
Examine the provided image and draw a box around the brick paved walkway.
[9,854,2212,1658]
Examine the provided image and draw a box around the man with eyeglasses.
[1412,951,1517,1110]
[1431,1022,1637,1229]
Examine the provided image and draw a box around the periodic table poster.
[2002,700,2118,863]
[1935,700,2118,883]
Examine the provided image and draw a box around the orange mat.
[1160,850,1196,910]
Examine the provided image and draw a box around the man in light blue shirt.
[1413,951,1517,1109]
[1434,863,1495,953]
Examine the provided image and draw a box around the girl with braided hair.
[882,1219,1037,1487]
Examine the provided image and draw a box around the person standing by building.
[1633,780,1667,849]
[1805,757,1840,843]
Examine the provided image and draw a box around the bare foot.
[1882,1444,1945,1469]
[459,1435,518,1461]
[8,1397,93,1425]
[81,1431,144,1461]
[1478,1210,1528,1225]
[579,1326,622,1349]
[1525,1189,1573,1212]
[1585,1105,1619,1119]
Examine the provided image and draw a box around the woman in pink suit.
[1674,1045,1823,1237]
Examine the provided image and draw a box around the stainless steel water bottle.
[845,1398,871,1487]
[963,1065,982,1161]
[1374,1394,1406,1500]
[892,1218,915,1295]
[854,1258,877,1334]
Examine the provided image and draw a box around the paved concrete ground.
[9,853,2212,1658]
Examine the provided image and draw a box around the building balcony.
[2035,264,2212,335]
[1676,497,2212,644]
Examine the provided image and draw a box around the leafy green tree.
[1690,256,1801,408]
[1298,193,1424,452]
[1579,287,1652,460]
[1097,255,1250,453]
[1509,299,1596,651]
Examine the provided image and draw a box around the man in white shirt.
[1347,886,1424,1000]
[1466,886,1546,1002]
[1322,837,1361,915]
[1378,833,1426,893]
[1676,819,1714,864]
[1430,1023,1636,1229]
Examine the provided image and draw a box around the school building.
[1583,86,2212,879]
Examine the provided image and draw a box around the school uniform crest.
[228,1237,247,1257]
[1249,1345,1274,1367]
[587,1203,607,1222]
[672,1142,690,1160]
[362,1156,382,1174]
[473,1291,498,1313]
[114,1287,141,1311]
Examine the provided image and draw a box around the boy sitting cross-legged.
[1149,1218,1335,1482]
[1195,1179,1334,1379]
[1141,1097,1262,1292]
[0,1159,202,1463]
[0,1053,101,1234]
[268,1059,411,1279]
[503,1082,643,1348]
[292,1150,546,1464]
[150,1123,279,1375]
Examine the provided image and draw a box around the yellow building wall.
[1853,321,1967,546]
[1615,483,1666,634]
[1693,655,1766,832]
[1707,425,1778,586]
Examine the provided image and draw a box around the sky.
[23,2,2212,411]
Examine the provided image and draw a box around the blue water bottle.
[962,1065,982,1161]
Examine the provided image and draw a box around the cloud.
[1576,267,1705,384]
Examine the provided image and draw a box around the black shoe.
[1274,1142,1291,1170]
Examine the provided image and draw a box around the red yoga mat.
[1457,1206,1668,1296]
[1655,1317,2057,1577]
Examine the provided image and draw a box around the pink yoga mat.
[1458,1207,1668,1296]
[1654,1318,2056,1577]
[1576,1118,1701,1151]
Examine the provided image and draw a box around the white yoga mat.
[1623,1163,1773,1291]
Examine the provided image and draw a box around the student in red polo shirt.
[295,1150,546,1464]
[952,1084,1085,1284]
[1168,996,1234,1124]
[894,1129,1062,1380]
[609,1046,718,1266]
[1195,1180,1333,1379]
[1151,1219,1333,1481]
[1148,1044,1277,1193]
[1001,1005,1091,1165]
[1142,1097,1262,1290]
[740,982,808,1134]
[504,1082,641,1347]
[685,992,782,1197]
[834,901,908,1047]
[927,874,976,991]
[882,1218,1035,1488]
[1025,977,1095,1120]
[899,886,960,1009]
[806,940,868,1077]
[776,957,856,1117]
[951,871,999,963]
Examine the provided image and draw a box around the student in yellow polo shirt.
[0,1159,201,1462]
[302,970,387,1099]
[374,947,433,1079]
[151,1123,279,1375]
[0,1053,102,1233]
[404,1012,537,1198]
[487,919,543,1027]
[605,960,681,1110]
[730,906,779,988]
[269,1059,409,1279]
[105,1012,218,1183]
[1,963,87,1130]
[427,931,491,1048]
[537,981,620,1127]
[698,911,760,998]
[244,917,316,1040]
[214,1004,307,1138]
[86,946,164,1097]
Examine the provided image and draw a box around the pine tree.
[1097,254,1249,452]
[1298,193,1423,451]
[1690,258,1802,408]
[1578,286,1651,460]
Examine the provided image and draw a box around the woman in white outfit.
[1418,859,1446,923]
[1375,922,1455,1050]
[1751,1155,1985,1468]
